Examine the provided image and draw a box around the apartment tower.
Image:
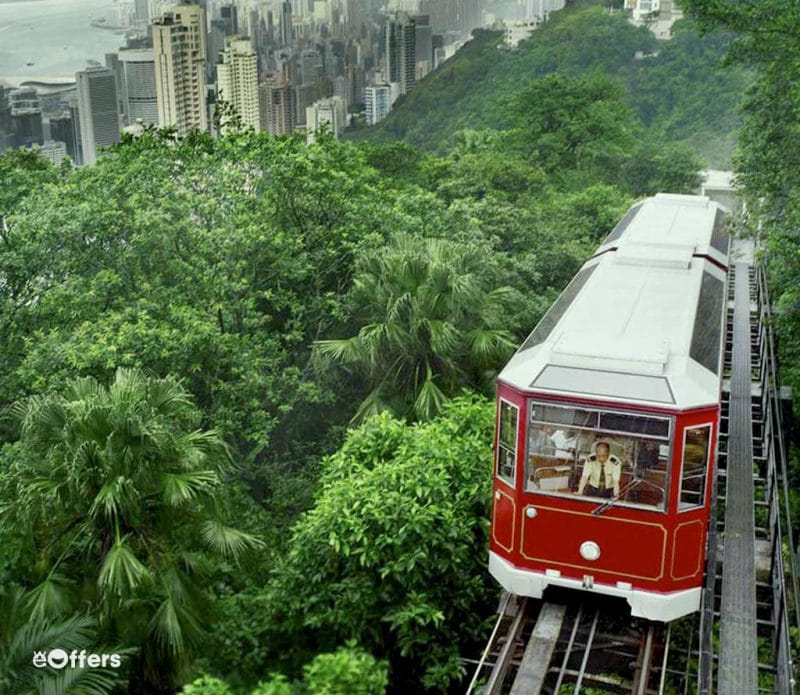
[152,4,208,135]
[216,37,261,131]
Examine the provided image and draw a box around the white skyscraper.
[305,96,346,142]
[216,36,261,132]
[152,4,208,135]
[76,65,120,165]
[365,84,391,125]
[119,48,158,126]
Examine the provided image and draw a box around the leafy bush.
[269,395,496,690]
[303,642,388,695]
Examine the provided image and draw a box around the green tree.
[507,72,635,176]
[303,643,388,695]
[1,369,262,690]
[0,585,126,695]
[267,397,496,691]
[315,235,516,421]
[0,129,403,493]
[0,148,60,234]
[680,1,800,408]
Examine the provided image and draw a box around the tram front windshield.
[526,401,671,511]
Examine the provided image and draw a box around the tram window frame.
[679,424,712,511]
[526,401,672,512]
[496,399,519,487]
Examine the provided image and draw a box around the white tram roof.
[499,194,729,411]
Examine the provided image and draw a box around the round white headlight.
[580,541,601,561]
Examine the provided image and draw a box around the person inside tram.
[551,428,577,460]
[529,425,576,459]
[636,439,660,471]
[528,424,556,455]
[576,441,622,499]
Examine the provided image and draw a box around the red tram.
[489,194,730,622]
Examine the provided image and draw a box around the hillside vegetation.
[356,4,749,168]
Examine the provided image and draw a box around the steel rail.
[572,608,599,695]
[483,596,528,695]
[552,602,584,695]
[636,625,655,695]
[464,592,513,695]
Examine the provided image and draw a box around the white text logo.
[32,649,122,670]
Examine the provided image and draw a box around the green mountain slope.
[355,4,749,167]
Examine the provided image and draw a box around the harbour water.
[0,0,125,85]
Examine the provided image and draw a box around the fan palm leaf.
[200,520,264,561]
[413,366,448,421]
[97,536,150,597]
[160,470,219,507]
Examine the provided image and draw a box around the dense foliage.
[681,0,800,401]
[680,0,800,539]
[356,4,749,167]
[0,3,734,689]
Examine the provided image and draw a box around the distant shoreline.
[0,76,76,87]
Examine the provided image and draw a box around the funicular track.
[467,245,799,694]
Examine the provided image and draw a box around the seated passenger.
[576,442,622,499]
[636,440,660,471]
[528,425,556,455]
[551,429,577,460]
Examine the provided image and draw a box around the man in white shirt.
[576,442,622,498]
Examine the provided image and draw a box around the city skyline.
[0,0,567,164]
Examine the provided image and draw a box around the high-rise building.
[152,4,208,135]
[259,76,296,135]
[365,83,390,125]
[299,49,322,84]
[279,0,293,46]
[332,73,352,108]
[105,53,126,116]
[76,65,120,165]
[305,95,345,142]
[0,87,13,151]
[216,36,261,131]
[385,13,415,95]
[295,82,321,126]
[49,111,81,163]
[134,0,150,24]
[220,4,238,33]
[36,140,68,166]
[119,48,158,126]
[419,0,454,32]
[413,14,432,78]
[9,87,44,148]
[209,4,239,79]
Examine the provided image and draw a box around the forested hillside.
[0,2,752,692]
[679,0,800,522]
[356,4,749,168]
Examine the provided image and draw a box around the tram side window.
[496,401,519,486]
[680,426,711,509]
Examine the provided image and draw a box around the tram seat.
[529,455,573,491]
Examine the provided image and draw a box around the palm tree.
[0,585,127,695]
[314,235,516,421]
[2,369,262,690]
